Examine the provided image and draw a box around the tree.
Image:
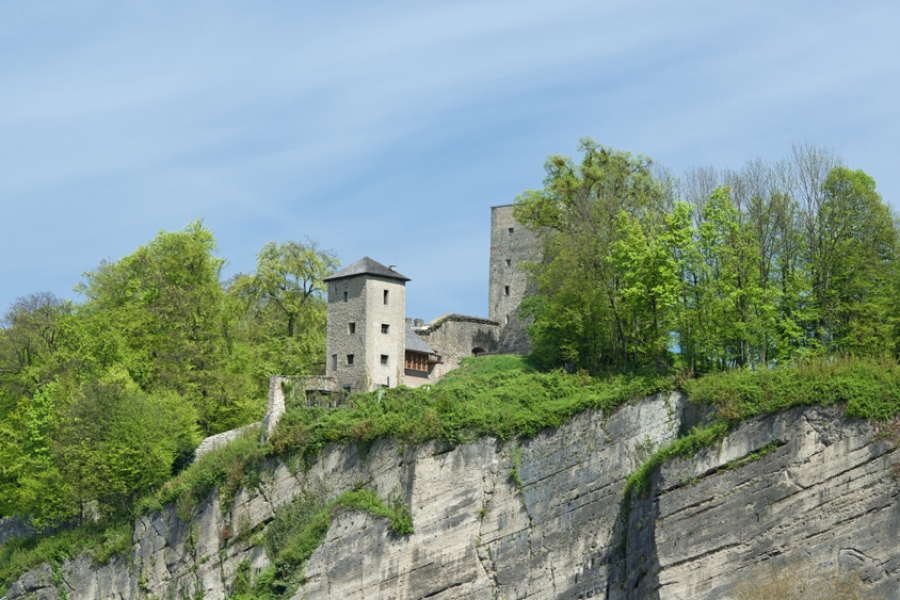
[813,167,897,354]
[229,240,338,381]
[0,292,71,398]
[514,139,670,372]
[76,220,257,434]
[254,240,338,339]
[51,369,199,520]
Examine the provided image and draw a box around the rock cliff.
[5,393,900,599]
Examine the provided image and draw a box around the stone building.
[313,206,540,394]
[323,257,410,393]
[488,204,540,353]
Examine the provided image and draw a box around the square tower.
[324,257,409,392]
[489,205,540,353]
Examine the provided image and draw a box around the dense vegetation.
[0,222,338,524]
[515,140,898,373]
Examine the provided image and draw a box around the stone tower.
[323,257,409,392]
[488,204,540,353]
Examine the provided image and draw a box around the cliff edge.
[4,393,899,599]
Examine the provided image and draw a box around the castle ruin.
[312,204,539,394]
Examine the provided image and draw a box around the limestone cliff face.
[5,394,900,600]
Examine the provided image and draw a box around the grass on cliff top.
[267,355,672,455]
[145,355,672,515]
[625,355,900,496]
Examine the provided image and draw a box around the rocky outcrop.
[0,517,34,547]
[5,394,900,599]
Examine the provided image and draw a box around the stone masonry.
[324,258,409,392]
[489,204,540,354]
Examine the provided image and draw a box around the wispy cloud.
[1,0,898,318]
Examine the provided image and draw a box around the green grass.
[268,355,671,457]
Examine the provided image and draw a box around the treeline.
[515,139,898,374]
[0,221,337,523]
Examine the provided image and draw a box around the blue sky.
[2,1,898,320]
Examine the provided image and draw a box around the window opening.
[381,354,388,365]
[505,315,510,325]
[508,227,514,234]
[505,259,511,267]
[504,286,510,296]
[343,291,348,302]
[383,290,389,305]
[347,354,354,366]
[332,354,337,371]
[348,322,356,334]
[381,323,390,334]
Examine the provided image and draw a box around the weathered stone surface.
[194,422,260,461]
[627,406,900,599]
[0,517,34,547]
[488,205,540,354]
[6,394,900,600]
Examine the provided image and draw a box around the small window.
[348,322,356,334]
[504,286,510,296]
[347,354,354,366]
[343,290,349,302]
[381,354,388,365]
[505,315,510,325]
[383,290,389,305]
[381,323,390,334]
[508,227,514,235]
[343,385,351,393]
[332,354,337,371]
[505,259,511,267]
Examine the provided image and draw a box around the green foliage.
[0,222,336,528]
[684,356,900,423]
[514,139,670,372]
[232,487,412,599]
[227,239,338,392]
[76,220,259,435]
[145,427,263,520]
[268,355,672,459]
[0,520,131,595]
[516,142,900,374]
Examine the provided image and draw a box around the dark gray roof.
[405,325,436,355]
[323,256,410,282]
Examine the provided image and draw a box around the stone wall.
[488,204,540,354]
[411,313,499,382]
[362,276,406,389]
[326,274,407,392]
[6,398,900,600]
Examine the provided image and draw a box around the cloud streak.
[1,0,898,319]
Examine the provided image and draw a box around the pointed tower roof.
[323,256,410,282]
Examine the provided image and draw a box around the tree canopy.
[0,221,337,523]
[515,140,899,374]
